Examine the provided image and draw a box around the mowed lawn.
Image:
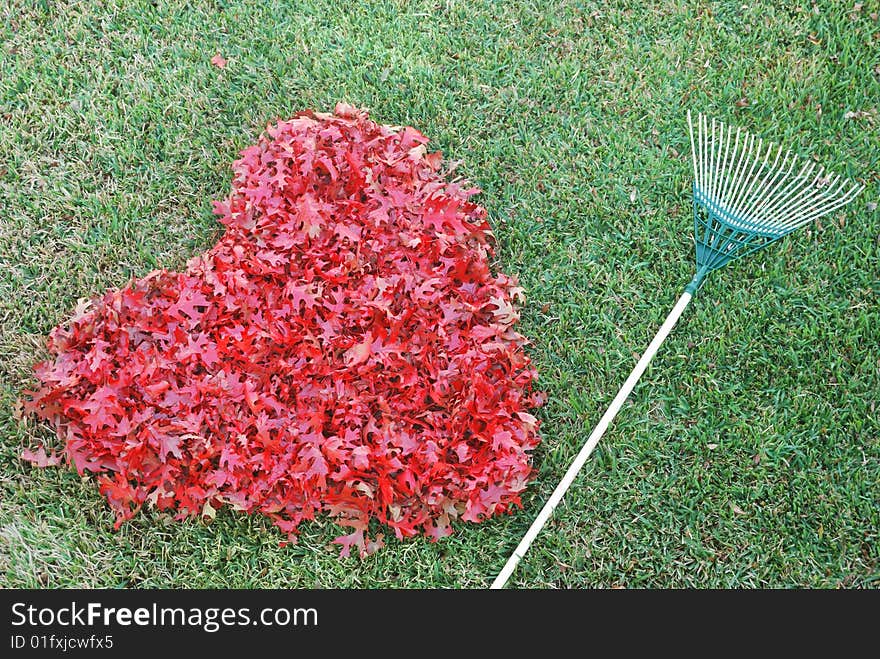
[1,1,878,588]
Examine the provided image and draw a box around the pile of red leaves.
[22,104,542,556]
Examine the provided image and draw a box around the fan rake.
[491,112,864,588]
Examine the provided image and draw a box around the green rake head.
[685,112,864,294]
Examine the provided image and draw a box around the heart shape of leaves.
[22,104,542,556]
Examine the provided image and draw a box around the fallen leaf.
[343,334,372,366]
[21,447,63,467]
[210,53,227,69]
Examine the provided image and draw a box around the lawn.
[1,0,877,588]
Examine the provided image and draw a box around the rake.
[491,111,864,589]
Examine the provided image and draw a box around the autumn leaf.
[210,53,227,69]
[424,151,443,170]
[344,333,372,366]
[21,447,62,468]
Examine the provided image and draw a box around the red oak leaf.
[21,447,63,468]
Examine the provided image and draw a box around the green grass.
[1,0,878,588]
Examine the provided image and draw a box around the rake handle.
[490,289,694,589]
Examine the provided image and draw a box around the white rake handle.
[491,290,694,589]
